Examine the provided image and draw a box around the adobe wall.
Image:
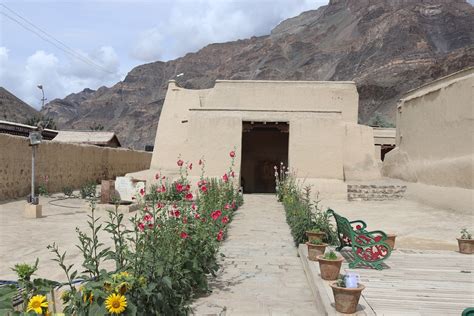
[0,134,152,200]
[382,68,473,211]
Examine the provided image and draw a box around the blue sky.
[0,0,326,109]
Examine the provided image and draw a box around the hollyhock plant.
[177,159,184,167]
[217,230,224,241]
[221,216,229,224]
[211,210,222,220]
[200,185,207,193]
[185,193,193,201]
[222,173,229,183]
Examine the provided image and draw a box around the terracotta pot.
[306,242,327,261]
[386,234,397,250]
[306,231,326,242]
[330,283,365,314]
[457,238,474,254]
[317,255,344,280]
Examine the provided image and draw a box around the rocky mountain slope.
[41,0,474,149]
[0,87,39,123]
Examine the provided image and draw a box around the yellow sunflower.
[26,294,48,314]
[105,293,127,314]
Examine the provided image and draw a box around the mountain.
[0,87,39,123]
[41,0,474,149]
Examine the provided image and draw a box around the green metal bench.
[327,209,392,270]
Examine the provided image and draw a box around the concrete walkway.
[192,194,317,315]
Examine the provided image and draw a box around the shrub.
[80,181,97,199]
[460,228,472,239]
[62,186,73,197]
[276,164,338,246]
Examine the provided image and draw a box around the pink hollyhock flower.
[182,216,188,224]
[155,172,160,180]
[185,184,190,191]
[211,210,222,220]
[156,203,163,209]
[161,185,166,192]
[232,201,236,209]
[229,151,235,158]
[224,204,230,210]
[177,159,184,167]
[180,232,188,239]
[231,171,235,178]
[217,229,224,241]
[194,213,200,219]
[191,203,197,210]
[174,210,181,218]
[189,163,193,170]
[222,174,229,183]
[138,222,145,231]
[221,216,229,224]
[185,193,193,201]
[148,223,154,229]
[200,185,207,193]
[143,214,153,222]
[176,183,183,192]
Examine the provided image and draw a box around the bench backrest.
[327,209,353,238]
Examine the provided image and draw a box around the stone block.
[24,203,42,218]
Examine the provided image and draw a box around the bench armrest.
[352,230,388,247]
[349,220,367,231]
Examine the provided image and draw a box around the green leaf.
[162,276,172,289]
[0,285,16,309]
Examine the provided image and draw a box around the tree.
[89,122,105,131]
[24,115,57,130]
[368,112,395,128]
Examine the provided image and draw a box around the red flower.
[155,172,160,180]
[156,202,163,209]
[191,203,197,210]
[137,222,145,231]
[160,185,166,192]
[217,230,224,241]
[177,159,184,167]
[230,151,235,158]
[185,184,190,191]
[221,216,229,224]
[194,213,200,219]
[231,171,235,178]
[180,231,188,239]
[175,183,183,192]
[143,214,153,222]
[222,173,229,183]
[200,185,207,193]
[148,223,154,229]
[231,201,236,209]
[211,210,222,220]
[224,203,230,210]
[185,193,193,201]
[189,163,193,170]
[174,210,181,218]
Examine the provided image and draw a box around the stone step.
[347,184,407,201]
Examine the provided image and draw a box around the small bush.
[80,181,97,199]
[62,186,73,197]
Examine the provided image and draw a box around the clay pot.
[330,283,365,314]
[386,234,397,250]
[317,255,344,280]
[306,242,327,261]
[457,238,474,254]
[306,231,326,242]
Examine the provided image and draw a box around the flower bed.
[0,151,242,315]
[274,164,337,246]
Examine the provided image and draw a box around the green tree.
[24,115,57,130]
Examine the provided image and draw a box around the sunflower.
[105,293,127,314]
[26,294,48,314]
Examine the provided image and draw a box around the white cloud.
[130,0,325,62]
[0,46,121,109]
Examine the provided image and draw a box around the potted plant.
[457,228,474,254]
[386,233,397,250]
[306,228,326,242]
[317,251,344,280]
[330,274,365,314]
[306,238,327,261]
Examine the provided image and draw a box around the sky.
[0,0,327,109]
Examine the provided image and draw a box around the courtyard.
[1,191,472,315]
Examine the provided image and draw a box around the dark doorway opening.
[241,121,289,193]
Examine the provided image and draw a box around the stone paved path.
[192,194,317,315]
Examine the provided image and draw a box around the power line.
[0,3,119,75]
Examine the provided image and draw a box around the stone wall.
[0,134,152,200]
